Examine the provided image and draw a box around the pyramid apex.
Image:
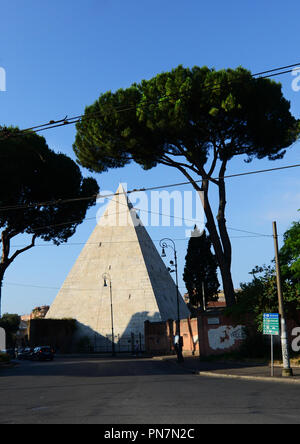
[116,183,128,195]
[97,183,135,228]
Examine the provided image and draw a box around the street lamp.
[159,238,184,363]
[102,272,116,357]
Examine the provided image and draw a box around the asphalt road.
[1,356,300,424]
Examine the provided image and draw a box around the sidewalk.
[164,355,300,384]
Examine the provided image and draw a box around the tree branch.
[160,156,204,191]
[161,154,200,175]
[207,144,219,178]
[8,234,37,265]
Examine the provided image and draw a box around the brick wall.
[197,313,245,356]
[144,320,174,354]
[144,311,245,357]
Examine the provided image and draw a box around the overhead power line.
[7,188,275,248]
[1,62,300,140]
[3,281,188,291]
[9,235,274,250]
[0,161,299,214]
[0,62,298,246]
[252,62,300,77]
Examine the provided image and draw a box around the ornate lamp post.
[102,272,116,357]
[159,238,184,363]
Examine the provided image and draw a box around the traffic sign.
[263,313,280,336]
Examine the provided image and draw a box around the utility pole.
[174,247,184,362]
[272,221,293,377]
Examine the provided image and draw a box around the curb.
[55,353,154,359]
[164,359,300,384]
[193,370,300,384]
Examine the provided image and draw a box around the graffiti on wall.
[208,325,246,350]
[0,327,6,351]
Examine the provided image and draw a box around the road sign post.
[263,313,280,377]
[271,335,274,377]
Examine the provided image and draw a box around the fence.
[92,332,145,353]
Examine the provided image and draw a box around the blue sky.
[0,0,299,315]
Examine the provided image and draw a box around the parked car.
[1,349,15,359]
[16,347,34,360]
[31,346,55,361]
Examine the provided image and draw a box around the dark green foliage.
[183,227,219,309]
[0,127,99,311]
[74,66,298,172]
[73,65,299,306]
[0,127,99,245]
[226,218,300,328]
[0,313,20,347]
[0,313,20,334]
[280,218,300,291]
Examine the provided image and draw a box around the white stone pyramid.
[46,184,190,351]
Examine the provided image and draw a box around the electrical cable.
[9,233,273,249]
[0,160,299,213]
[1,62,299,139]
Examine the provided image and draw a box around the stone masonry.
[46,185,190,350]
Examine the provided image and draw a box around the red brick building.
[145,310,246,357]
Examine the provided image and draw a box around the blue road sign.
[263,313,280,335]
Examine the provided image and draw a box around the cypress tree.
[183,226,220,310]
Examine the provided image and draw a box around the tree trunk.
[200,182,236,307]
[0,266,5,318]
[0,232,37,317]
[215,161,236,306]
[217,161,232,266]
[160,160,236,307]
[185,175,236,307]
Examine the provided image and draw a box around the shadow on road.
[0,356,189,381]
[180,357,266,372]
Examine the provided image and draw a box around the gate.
[92,332,145,353]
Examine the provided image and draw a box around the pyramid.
[46,184,190,350]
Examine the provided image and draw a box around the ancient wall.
[197,313,245,356]
[29,319,77,353]
[144,312,245,357]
